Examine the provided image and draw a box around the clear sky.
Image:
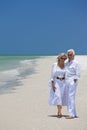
[0,0,87,55]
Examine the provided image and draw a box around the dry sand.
[0,56,87,130]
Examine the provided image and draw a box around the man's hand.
[74,79,77,83]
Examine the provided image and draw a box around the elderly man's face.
[68,51,74,61]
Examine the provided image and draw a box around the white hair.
[67,49,75,55]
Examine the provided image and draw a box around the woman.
[48,53,67,118]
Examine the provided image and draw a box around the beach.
[0,55,87,130]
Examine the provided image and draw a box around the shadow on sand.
[48,114,70,118]
[48,114,79,119]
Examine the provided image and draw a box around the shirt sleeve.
[74,62,80,80]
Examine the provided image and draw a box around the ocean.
[0,55,40,94]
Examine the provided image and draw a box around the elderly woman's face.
[59,55,67,61]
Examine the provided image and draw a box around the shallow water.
[0,55,40,94]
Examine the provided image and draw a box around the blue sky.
[0,0,87,55]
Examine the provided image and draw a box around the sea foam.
[0,59,37,92]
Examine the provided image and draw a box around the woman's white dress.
[49,62,66,106]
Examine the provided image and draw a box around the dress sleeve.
[50,63,55,81]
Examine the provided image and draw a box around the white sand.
[0,56,87,130]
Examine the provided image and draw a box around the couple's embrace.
[48,49,80,119]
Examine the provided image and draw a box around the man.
[65,49,80,119]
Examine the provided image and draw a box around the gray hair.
[67,49,75,55]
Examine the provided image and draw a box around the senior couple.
[48,49,80,119]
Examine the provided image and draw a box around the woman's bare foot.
[57,112,62,118]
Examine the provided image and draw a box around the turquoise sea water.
[0,55,40,70]
[0,55,40,94]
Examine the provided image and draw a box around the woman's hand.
[52,85,56,92]
[52,81,56,92]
